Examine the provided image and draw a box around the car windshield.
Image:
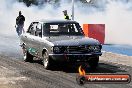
[43,23,84,36]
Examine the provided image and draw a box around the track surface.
[0,36,132,88]
[0,54,132,88]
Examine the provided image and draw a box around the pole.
[72,0,74,20]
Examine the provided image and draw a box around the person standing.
[63,10,70,20]
[15,11,25,36]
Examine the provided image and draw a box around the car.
[20,20,102,70]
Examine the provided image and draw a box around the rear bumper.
[49,52,102,62]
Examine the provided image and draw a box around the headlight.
[89,45,101,52]
[94,46,100,51]
[53,46,67,54]
[53,46,61,53]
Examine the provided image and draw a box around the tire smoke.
[0,0,132,57]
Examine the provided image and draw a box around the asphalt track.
[0,36,132,88]
[0,53,132,88]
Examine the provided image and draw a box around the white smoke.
[76,0,132,45]
[0,0,132,57]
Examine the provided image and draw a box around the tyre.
[42,51,54,70]
[88,56,99,70]
[23,48,33,62]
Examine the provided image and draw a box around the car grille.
[66,45,100,53]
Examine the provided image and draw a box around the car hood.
[46,36,100,46]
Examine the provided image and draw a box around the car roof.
[35,19,79,24]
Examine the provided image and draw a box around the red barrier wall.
[83,24,105,44]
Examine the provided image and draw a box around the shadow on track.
[30,60,127,74]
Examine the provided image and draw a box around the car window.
[43,23,50,36]
[35,23,42,37]
[27,23,38,35]
[27,23,33,33]
[43,23,84,36]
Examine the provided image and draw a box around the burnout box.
[83,24,105,44]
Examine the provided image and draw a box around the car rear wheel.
[23,48,33,62]
[42,52,53,70]
[88,56,99,70]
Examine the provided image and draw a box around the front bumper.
[49,52,102,62]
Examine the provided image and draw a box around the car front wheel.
[42,52,53,70]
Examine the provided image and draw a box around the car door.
[31,22,43,58]
[21,22,34,49]
[23,22,39,56]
